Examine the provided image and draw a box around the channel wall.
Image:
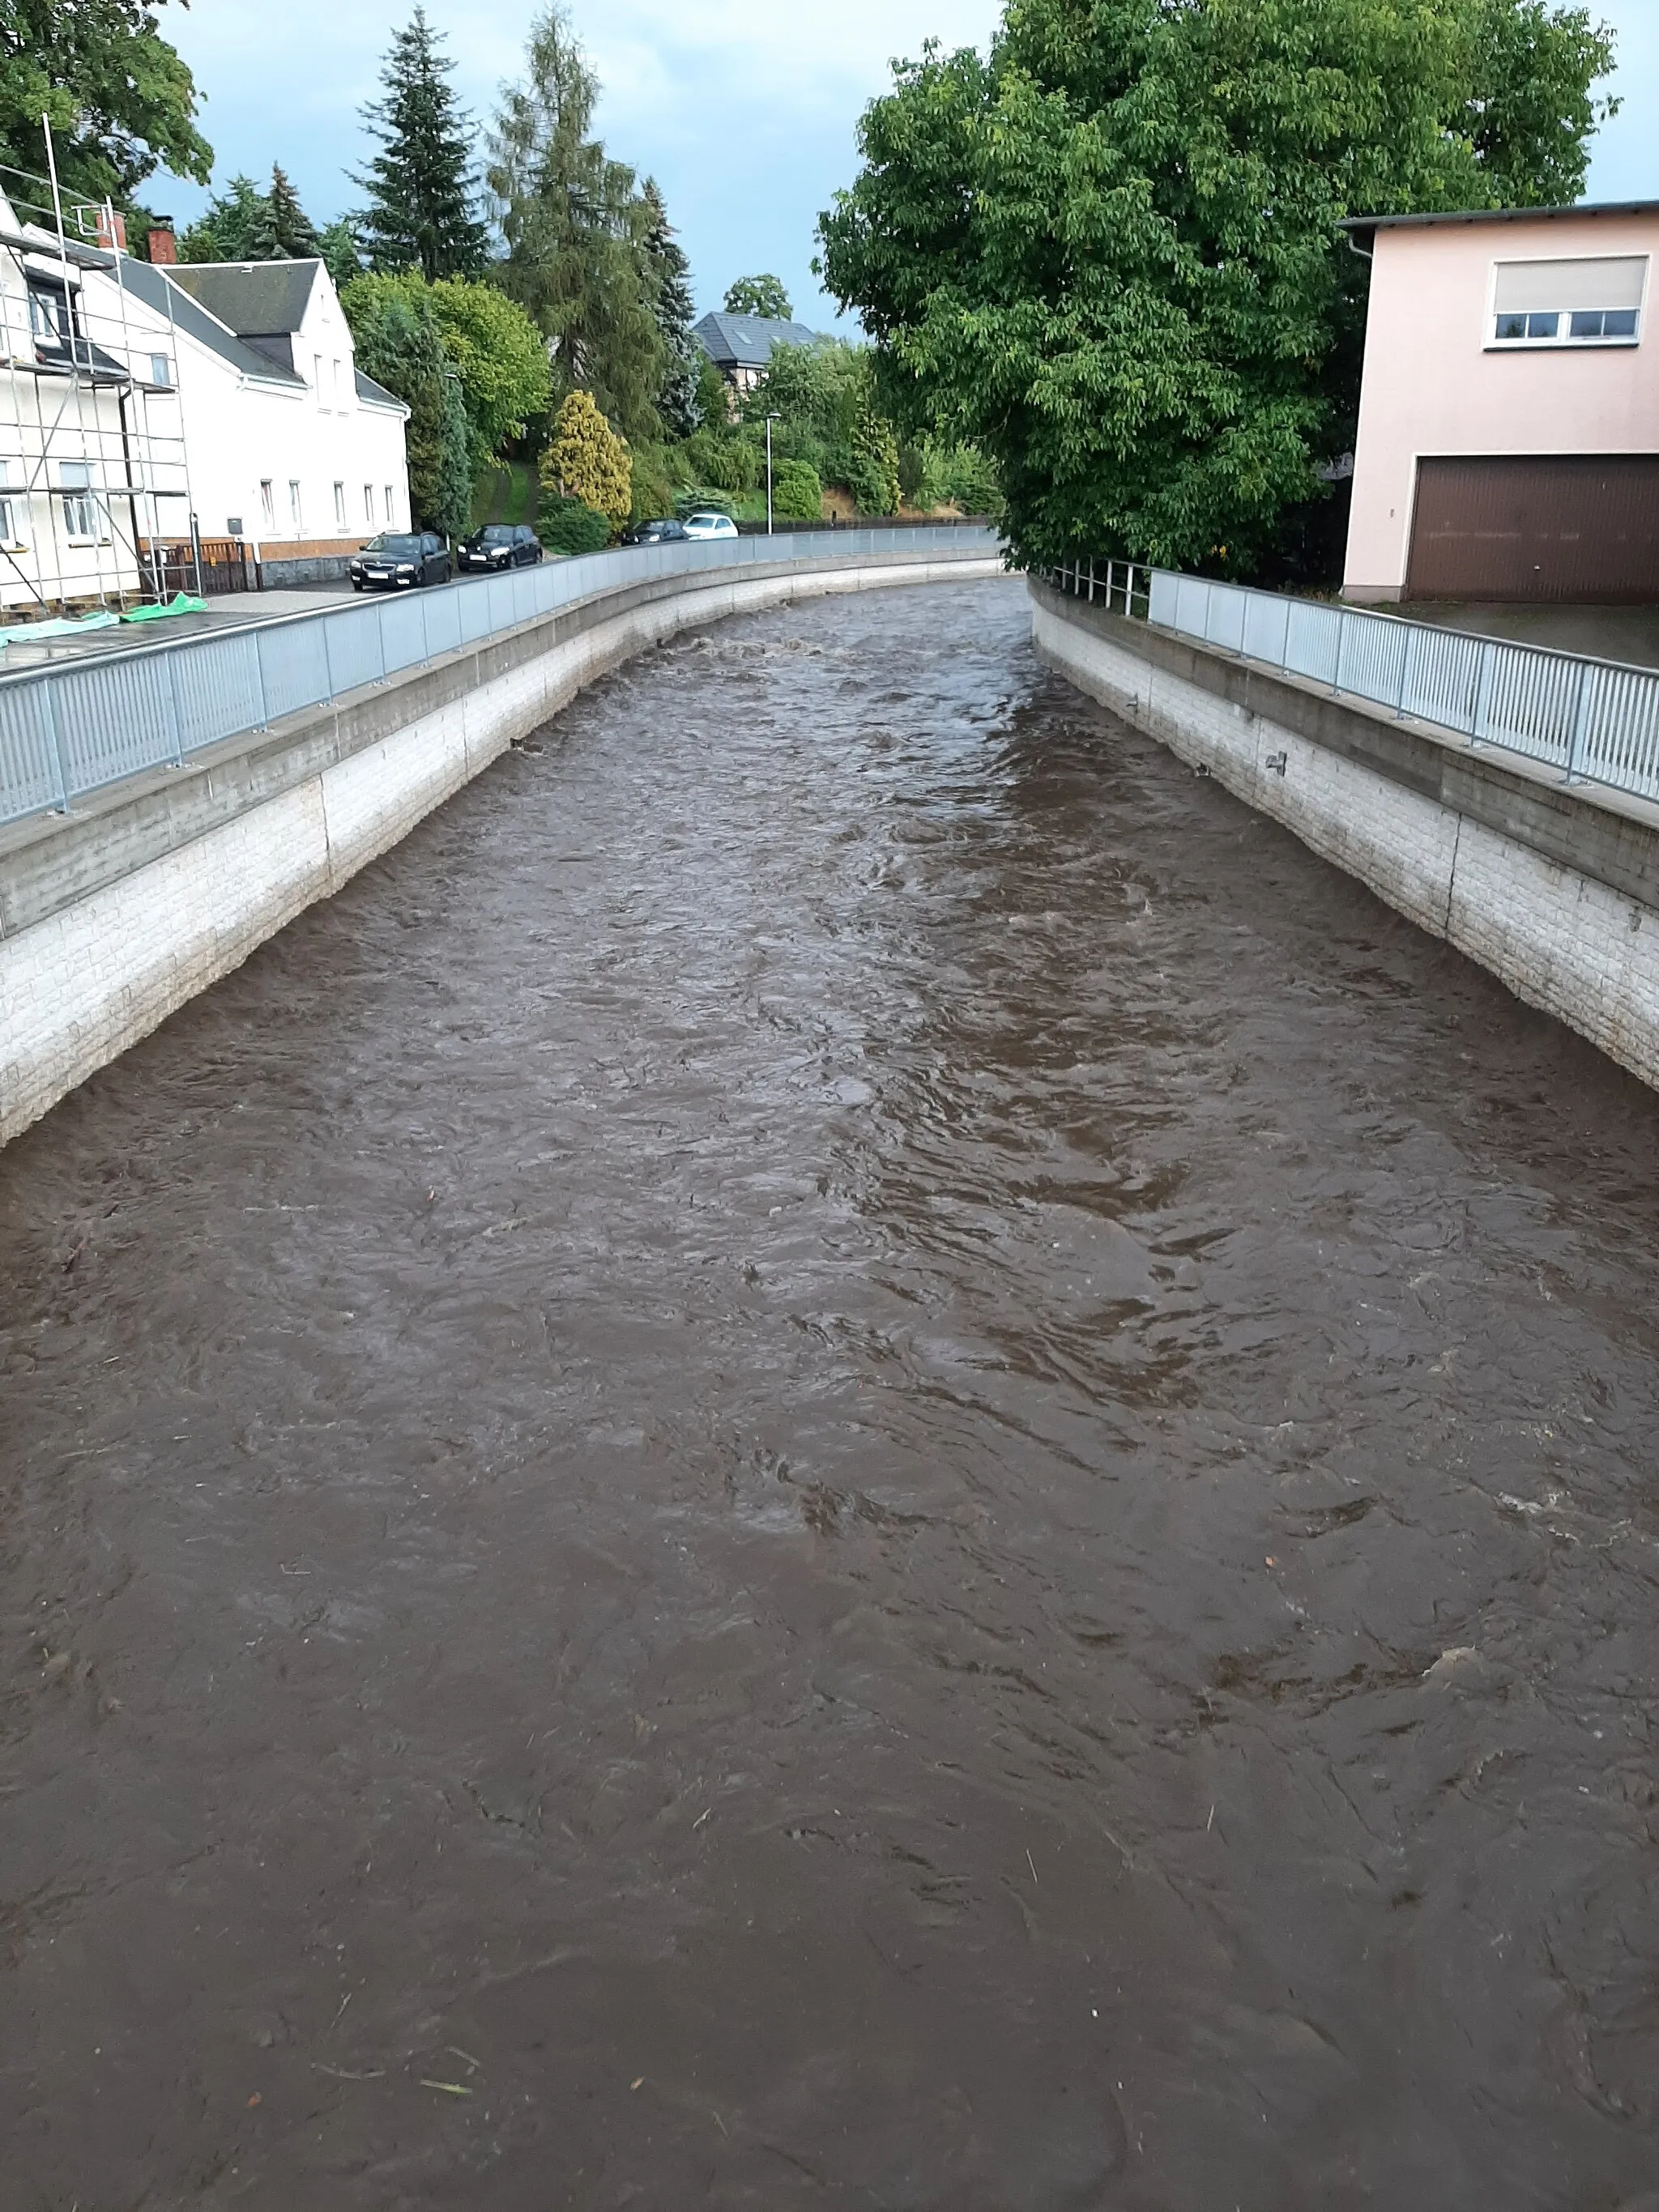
[0,545,996,1147]
[1032,578,1659,1091]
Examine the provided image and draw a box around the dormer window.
[1491,256,1646,347]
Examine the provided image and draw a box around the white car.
[682,511,740,540]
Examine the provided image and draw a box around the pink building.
[1342,203,1659,604]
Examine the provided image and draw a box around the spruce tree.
[642,177,702,440]
[356,8,488,279]
[249,164,320,259]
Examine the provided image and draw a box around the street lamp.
[765,414,779,536]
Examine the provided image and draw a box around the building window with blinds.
[1491,256,1646,347]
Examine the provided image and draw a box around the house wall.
[1344,212,1659,601]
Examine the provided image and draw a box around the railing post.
[1394,626,1415,720]
[1087,558,1094,603]
[163,642,187,765]
[1566,659,1593,783]
[1331,610,1347,697]
[1472,639,1495,744]
[38,673,72,812]
[253,629,271,728]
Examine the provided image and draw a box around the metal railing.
[1043,558,1659,809]
[0,524,999,829]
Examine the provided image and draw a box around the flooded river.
[2,577,1656,2208]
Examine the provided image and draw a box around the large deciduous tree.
[341,271,471,538]
[356,7,488,279]
[1,0,211,208]
[723,274,792,320]
[342,266,549,471]
[817,0,1618,576]
[488,6,665,446]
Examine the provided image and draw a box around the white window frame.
[259,479,275,531]
[1486,255,1648,352]
[288,479,303,531]
[313,352,326,405]
[384,483,396,525]
[0,492,24,549]
[333,479,347,531]
[364,483,375,525]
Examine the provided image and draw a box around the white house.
[103,253,412,578]
[0,175,412,613]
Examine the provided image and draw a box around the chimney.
[94,209,128,253]
[148,224,177,266]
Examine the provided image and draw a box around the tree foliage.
[723,274,792,320]
[356,7,488,279]
[179,165,326,264]
[544,387,632,531]
[643,177,703,440]
[1,0,211,210]
[340,266,549,470]
[489,6,665,445]
[340,271,471,537]
[248,164,319,259]
[772,459,823,521]
[817,0,1619,573]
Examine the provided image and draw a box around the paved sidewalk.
[1372,599,1659,672]
[0,585,365,672]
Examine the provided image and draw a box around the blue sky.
[155,0,1659,332]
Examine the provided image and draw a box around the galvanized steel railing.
[0,524,998,830]
[1045,557,1659,809]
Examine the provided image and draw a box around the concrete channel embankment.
[1033,577,1659,1093]
[0,545,997,1146]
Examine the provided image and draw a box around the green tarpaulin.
[122,593,209,623]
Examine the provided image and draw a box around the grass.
[469,460,537,534]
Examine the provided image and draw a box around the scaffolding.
[0,125,197,616]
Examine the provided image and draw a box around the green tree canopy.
[1,0,211,211]
[339,266,550,466]
[356,7,488,279]
[178,165,328,264]
[340,271,471,537]
[543,387,631,530]
[817,0,1619,574]
[723,273,792,319]
[488,6,666,445]
[248,164,319,259]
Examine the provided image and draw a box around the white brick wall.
[1034,598,1659,1092]
[0,555,999,1145]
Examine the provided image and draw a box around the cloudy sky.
[155,0,1658,330]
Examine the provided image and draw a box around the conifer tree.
[249,164,320,259]
[356,8,488,279]
[642,177,702,440]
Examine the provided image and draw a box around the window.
[333,357,343,405]
[288,479,303,531]
[333,480,347,530]
[0,495,20,548]
[259,479,275,530]
[148,352,172,387]
[59,462,97,541]
[364,483,375,524]
[384,484,395,524]
[313,353,325,403]
[1491,256,1647,347]
[28,286,66,344]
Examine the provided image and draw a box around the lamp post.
[765,414,778,535]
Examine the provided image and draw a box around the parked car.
[459,522,544,573]
[350,532,452,590]
[621,518,689,546]
[681,511,739,541]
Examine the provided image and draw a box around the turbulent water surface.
[2,578,1657,2209]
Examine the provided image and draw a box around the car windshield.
[365,534,421,556]
[474,526,514,543]
[689,514,726,526]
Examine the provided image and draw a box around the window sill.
[1486,337,1640,352]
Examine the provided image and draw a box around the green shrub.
[538,493,612,554]
[673,488,734,519]
[771,460,822,521]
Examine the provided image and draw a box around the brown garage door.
[1406,455,1659,603]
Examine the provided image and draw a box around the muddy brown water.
[2,578,1657,2210]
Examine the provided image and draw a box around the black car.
[459,522,544,573]
[350,532,452,590]
[621,518,688,546]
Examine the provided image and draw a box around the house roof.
[693,310,824,369]
[356,366,407,413]
[1342,200,1659,246]
[110,255,306,388]
[165,258,322,337]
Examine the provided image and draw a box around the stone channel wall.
[0,548,996,1147]
[1032,578,1659,1093]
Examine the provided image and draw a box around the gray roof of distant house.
[693,310,825,369]
[165,258,322,337]
[110,254,305,387]
[1341,199,1659,243]
[356,367,407,411]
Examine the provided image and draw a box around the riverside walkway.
[2,575,1654,2207]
